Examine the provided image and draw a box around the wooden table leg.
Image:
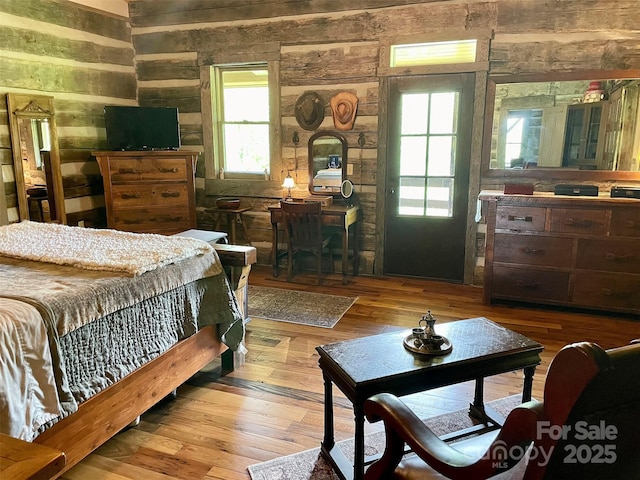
[522,365,536,402]
[230,213,237,244]
[353,402,366,480]
[239,213,251,244]
[321,373,335,451]
[341,224,349,285]
[271,222,279,277]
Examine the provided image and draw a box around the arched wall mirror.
[482,70,640,181]
[308,131,347,195]
[7,93,66,223]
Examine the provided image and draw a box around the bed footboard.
[32,325,225,477]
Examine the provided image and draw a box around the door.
[384,74,474,282]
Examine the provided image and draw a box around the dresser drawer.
[322,213,345,227]
[610,207,640,237]
[572,272,640,310]
[494,233,573,267]
[496,206,545,232]
[108,158,190,183]
[575,238,640,274]
[492,266,570,302]
[111,184,190,208]
[550,208,606,235]
[112,207,192,233]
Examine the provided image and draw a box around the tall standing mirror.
[483,70,640,181]
[308,131,347,195]
[7,93,66,223]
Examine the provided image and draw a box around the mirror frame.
[7,93,66,224]
[308,131,348,196]
[482,69,640,181]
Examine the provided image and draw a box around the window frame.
[201,59,281,181]
[378,30,492,77]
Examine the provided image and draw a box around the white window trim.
[201,58,281,181]
[378,29,493,77]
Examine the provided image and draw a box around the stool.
[27,186,49,222]
[205,207,252,245]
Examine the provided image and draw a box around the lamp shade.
[282,175,296,189]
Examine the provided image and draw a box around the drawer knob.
[521,247,545,255]
[604,252,632,261]
[601,288,630,298]
[508,215,532,222]
[159,167,179,173]
[161,192,181,198]
[118,168,140,174]
[624,220,638,229]
[516,280,540,289]
[120,193,141,199]
[153,216,183,223]
[565,218,592,228]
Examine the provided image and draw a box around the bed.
[313,167,342,192]
[0,221,245,476]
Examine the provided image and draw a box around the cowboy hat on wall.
[294,91,325,131]
[330,92,358,131]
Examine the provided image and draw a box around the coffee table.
[315,317,543,480]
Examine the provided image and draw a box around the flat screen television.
[104,106,181,151]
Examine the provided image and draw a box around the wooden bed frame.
[0,244,257,479]
[34,326,228,476]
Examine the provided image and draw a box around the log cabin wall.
[0,0,134,227]
[127,0,640,283]
[1,1,638,284]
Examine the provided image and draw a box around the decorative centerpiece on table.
[403,310,453,355]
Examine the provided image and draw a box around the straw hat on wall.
[330,92,358,131]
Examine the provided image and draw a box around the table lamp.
[282,172,295,200]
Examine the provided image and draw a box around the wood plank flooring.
[60,265,639,479]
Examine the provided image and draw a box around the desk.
[205,206,252,245]
[268,203,359,285]
[316,317,543,480]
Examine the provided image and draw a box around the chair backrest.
[281,201,324,249]
[525,342,640,479]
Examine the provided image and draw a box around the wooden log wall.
[2,0,639,283]
[128,0,640,282]
[0,0,135,226]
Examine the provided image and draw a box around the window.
[397,91,460,217]
[213,66,271,177]
[504,109,543,168]
[390,39,477,68]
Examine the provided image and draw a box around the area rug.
[247,285,357,328]
[247,395,524,480]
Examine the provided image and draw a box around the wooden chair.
[363,341,640,480]
[281,201,333,285]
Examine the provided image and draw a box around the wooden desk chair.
[281,201,333,285]
[363,341,640,480]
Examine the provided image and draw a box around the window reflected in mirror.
[489,78,640,172]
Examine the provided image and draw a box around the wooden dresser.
[94,150,198,235]
[480,191,640,315]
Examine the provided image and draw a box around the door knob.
[389,188,396,194]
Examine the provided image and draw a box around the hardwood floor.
[61,265,639,479]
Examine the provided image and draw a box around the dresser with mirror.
[480,69,640,315]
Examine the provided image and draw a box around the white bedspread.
[0,298,63,441]
[0,221,214,276]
